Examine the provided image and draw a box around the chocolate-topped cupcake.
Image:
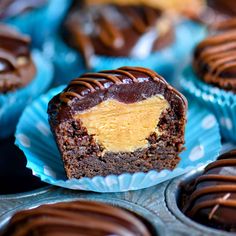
[0,24,53,138]
[63,2,174,68]
[0,24,36,93]
[192,29,236,93]
[1,200,153,236]
[182,150,236,232]
[1,0,71,48]
[48,66,187,179]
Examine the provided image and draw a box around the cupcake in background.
[1,0,71,48]
[0,24,53,138]
[181,24,236,142]
[44,0,206,85]
[197,0,236,29]
[85,0,206,20]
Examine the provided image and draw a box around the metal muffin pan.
[166,166,235,236]
[1,143,235,235]
[0,179,224,236]
[0,186,166,236]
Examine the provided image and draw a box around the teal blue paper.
[0,51,53,138]
[5,0,72,47]
[181,67,236,143]
[44,20,206,84]
[15,86,221,192]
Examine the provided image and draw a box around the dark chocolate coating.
[63,3,174,68]
[183,150,236,232]
[0,0,47,19]
[0,24,36,93]
[207,0,236,16]
[1,200,152,236]
[48,66,187,126]
[192,29,236,93]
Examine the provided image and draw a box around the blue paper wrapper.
[4,0,72,48]
[0,51,53,138]
[44,20,206,85]
[181,67,236,143]
[15,86,221,192]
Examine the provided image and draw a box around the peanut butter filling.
[75,95,169,153]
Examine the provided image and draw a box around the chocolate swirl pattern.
[59,66,186,106]
[193,30,236,93]
[183,150,236,232]
[0,0,47,19]
[63,3,174,68]
[1,200,151,236]
[0,24,36,93]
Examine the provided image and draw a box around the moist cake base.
[54,108,183,179]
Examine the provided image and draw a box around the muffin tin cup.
[0,50,53,138]
[4,0,71,48]
[15,85,221,192]
[43,19,206,85]
[0,190,166,236]
[165,166,236,236]
[180,67,236,143]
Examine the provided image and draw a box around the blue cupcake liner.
[0,51,53,138]
[181,67,236,143]
[43,19,206,85]
[4,0,72,48]
[15,86,221,192]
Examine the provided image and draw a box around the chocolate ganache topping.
[1,200,152,236]
[0,24,36,93]
[193,29,236,93]
[183,150,236,232]
[63,3,174,68]
[48,66,187,125]
[0,0,47,19]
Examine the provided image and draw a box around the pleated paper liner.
[15,86,221,192]
[0,51,53,138]
[43,19,206,85]
[4,0,72,48]
[181,67,236,143]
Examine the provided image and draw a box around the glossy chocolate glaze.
[48,66,187,126]
[193,29,236,93]
[0,24,36,93]
[183,150,236,232]
[207,0,236,16]
[63,3,174,68]
[1,200,152,236]
[0,0,47,19]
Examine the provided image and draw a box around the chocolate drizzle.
[0,24,36,93]
[183,150,236,232]
[0,0,47,19]
[59,66,186,106]
[63,3,174,68]
[193,29,236,93]
[2,200,152,236]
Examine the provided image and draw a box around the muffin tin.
[1,143,235,235]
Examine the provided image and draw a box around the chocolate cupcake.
[181,27,236,142]
[63,2,174,69]
[198,0,236,29]
[0,24,36,93]
[85,0,206,20]
[1,0,70,47]
[182,150,236,232]
[48,66,187,179]
[1,200,153,236]
[193,29,236,93]
[0,24,53,138]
